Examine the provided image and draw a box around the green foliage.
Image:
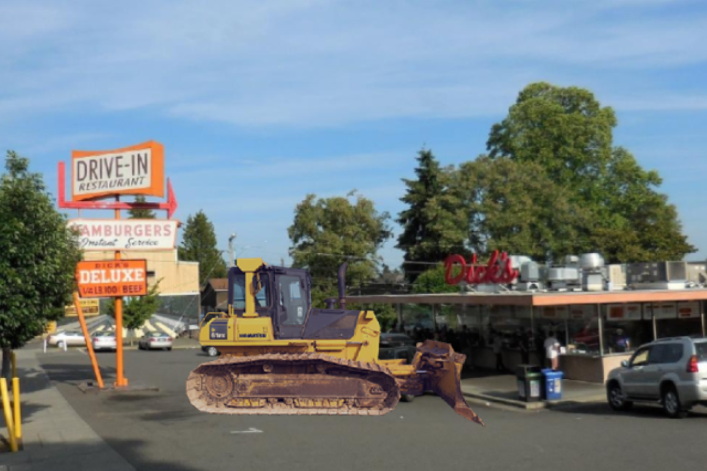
[178,210,227,284]
[128,195,156,219]
[288,191,392,308]
[0,151,82,376]
[448,156,591,263]
[106,280,162,344]
[478,81,695,263]
[411,264,459,294]
[397,149,467,282]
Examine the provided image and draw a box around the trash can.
[542,369,564,401]
[516,365,542,402]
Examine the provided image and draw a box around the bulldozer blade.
[413,340,485,426]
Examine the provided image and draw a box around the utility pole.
[228,233,237,267]
[280,257,285,267]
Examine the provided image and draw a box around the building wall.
[83,249,199,295]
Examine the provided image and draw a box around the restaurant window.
[601,304,652,355]
[567,305,600,356]
[652,301,703,339]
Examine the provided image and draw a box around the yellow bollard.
[13,377,21,445]
[11,350,17,379]
[0,378,18,452]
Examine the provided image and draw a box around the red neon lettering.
[444,250,519,285]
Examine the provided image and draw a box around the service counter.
[468,347,631,383]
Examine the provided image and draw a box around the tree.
[105,280,162,345]
[411,264,460,294]
[178,210,227,285]
[128,195,156,219]
[0,151,82,380]
[484,82,695,262]
[396,149,466,282]
[288,191,392,309]
[448,156,591,263]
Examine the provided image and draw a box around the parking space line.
[230,428,263,434]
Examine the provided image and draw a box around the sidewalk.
[0,349,135,471]
[460,370,606,410]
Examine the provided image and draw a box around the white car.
[91,332,117,352]
[138,333,173,351]
[47,331,86,348]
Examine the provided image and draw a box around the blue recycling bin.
[542,369,563,401]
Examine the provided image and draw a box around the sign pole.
[114,196,128,387]
[74,292,104,388]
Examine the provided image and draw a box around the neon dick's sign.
[444,250,520,285]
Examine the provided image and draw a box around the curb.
[462,390,606,411]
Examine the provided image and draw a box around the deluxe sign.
[65,298,100,317]
[444,250,520,285]
[71,141,164,201]
[76,260,147,298]
[68,219,178,251]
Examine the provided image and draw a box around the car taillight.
[150,338,156,342]
[167,337,172,341]
[687,355,699,373]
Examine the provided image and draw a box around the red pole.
[114,196,128,387]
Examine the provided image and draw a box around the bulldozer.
[186,258,484,425]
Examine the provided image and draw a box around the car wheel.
[167,347,172,351]
[58,341,66,349]
[662,386,688,419]
[607,383,632,411]
[206,346,219,357]
[401,394,415,403]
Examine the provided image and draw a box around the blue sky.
[2,0,707,268]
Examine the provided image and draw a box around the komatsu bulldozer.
[186,258,484,425]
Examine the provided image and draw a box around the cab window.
[278,274,307,326]
[232,273,270,310]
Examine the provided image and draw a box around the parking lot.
[30,346,707,471]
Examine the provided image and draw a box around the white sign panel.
[568,305,595,320]
[73,149,153,197]
[541,306,567,319]
[68,219,178,251]
[676,301,701,319]
[643,303,677,320]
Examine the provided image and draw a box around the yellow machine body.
[187,257,484,425]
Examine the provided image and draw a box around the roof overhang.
[347,289,707,306]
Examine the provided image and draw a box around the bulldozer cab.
[228,262,313,339]
[226,259,362,341]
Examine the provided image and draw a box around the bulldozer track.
[186,353,400,416]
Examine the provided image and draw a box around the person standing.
[493,331,505,372]
[544,331,561,370]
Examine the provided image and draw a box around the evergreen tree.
[396,149,466,282]
[128,195,156,219]
[178,210,227,285]
[0,151,82,380]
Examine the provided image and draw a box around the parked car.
[47,331,86,348]
[606,336,707,418]
[379,333,417,363]
[138,333,173,351]
[91,331,117,352]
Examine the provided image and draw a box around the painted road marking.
[230,428,263,434]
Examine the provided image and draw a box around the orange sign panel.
[71,141,164,201]
[76,260,147,298]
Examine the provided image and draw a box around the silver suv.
[606,336,707,418]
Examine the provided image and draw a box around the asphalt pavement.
[33,347,707,471]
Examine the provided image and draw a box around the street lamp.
[228,233,236,267]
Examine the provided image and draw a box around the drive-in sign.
[71,141,164,201]
[76,260,148,298]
